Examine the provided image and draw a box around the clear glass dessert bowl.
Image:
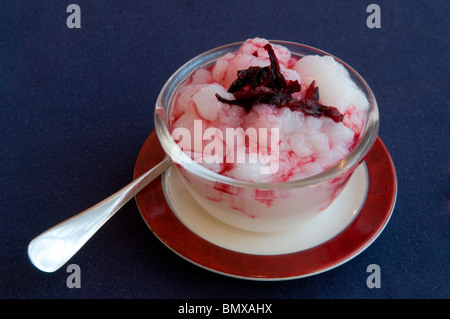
[154,40,379,232]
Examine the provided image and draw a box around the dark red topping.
[215,43,344,123]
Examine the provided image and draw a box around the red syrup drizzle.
[216,43,344,123]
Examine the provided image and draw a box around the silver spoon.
[27,157,172,273]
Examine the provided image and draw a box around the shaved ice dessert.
[169,38,368,182]
[155,38,378,232]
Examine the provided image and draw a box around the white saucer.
[134,133,397,280]
[162,163,368,256]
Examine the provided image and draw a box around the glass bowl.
[154,40,379,232]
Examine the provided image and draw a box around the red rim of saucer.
[134,132,397,280]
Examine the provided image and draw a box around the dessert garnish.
[216,44,344,123]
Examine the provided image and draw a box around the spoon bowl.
[28,157,172,272]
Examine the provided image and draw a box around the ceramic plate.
[134,132,397,280]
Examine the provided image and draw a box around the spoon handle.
[28,157,172,273]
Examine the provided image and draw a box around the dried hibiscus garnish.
[215,43,344,123]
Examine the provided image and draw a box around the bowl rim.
[154,39,379,189]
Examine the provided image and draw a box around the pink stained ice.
[169,38,369,183]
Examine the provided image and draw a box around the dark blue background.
[1,0,448,299]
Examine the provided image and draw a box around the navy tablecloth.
[1,0,448,299]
